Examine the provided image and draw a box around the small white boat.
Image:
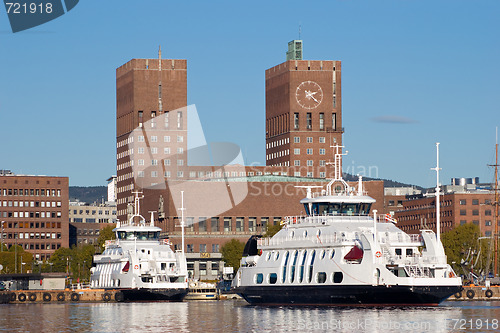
[185,281,219,300]
[90,192,188,301]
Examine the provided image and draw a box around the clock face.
[295,81,323,109]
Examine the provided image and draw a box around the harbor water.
[1,300,499,332]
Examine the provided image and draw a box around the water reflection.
[0,301,498,333]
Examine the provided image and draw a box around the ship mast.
[489,128,499,277]
[431,143,442,243]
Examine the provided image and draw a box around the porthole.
[303,230,308,238]
[255,273,264,284]
[317,272,327,283]
[333,272,343,283]
[330,249,335,259]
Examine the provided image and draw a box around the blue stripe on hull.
[235,285,462,306]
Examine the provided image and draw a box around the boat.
[90,191,188,301]
[184,281,219,300]
[232,145,462,306]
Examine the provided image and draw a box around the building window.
[138,135,144,142]
[211,217,219,232]
[319,113,324,130]
[306,113,312,129]
[199,244,207,253]
[472,199,479,205]
[151,159,158,166]
[306,137,313,143]
[485,231,492,237]
[332,113,336,130]
[164,171,171,178]
[294,113,299,130]
[460,210,466,216]
[138,159,144,166]
[151,171,158,178]
[177,160,184,166]
[306,149,313,155]
[485,210,492,216]
[307,160,313,166]
[294,148,300,155]
[164,159,171,166]
[236,217,244,232]
[138,147,144,154]
[177,111,183,129]
[319,160,326,166]
[294,172,301,177]
[294,160,300,166]
[294,137,300,143]
[199,218,207,232]
[151,136,157,143]
[472,210,479,216]
[224,217,232,232]
[164,111,169,128]
[151,147,158,154]
[307,172,313,177]
[319,137,325,143]
[248,217,256,232]
[460,199,466,205]
[319,148,325,155]
[186,244,194,253]
[319,172,326,178]
[485,220,492,226]
[177,135,183,142]
[164,135,170,142]
[177,147,184,154]
[177,171,183,178]
[212,244,220,253]
[472,220,479,225]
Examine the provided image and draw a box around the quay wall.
[3,289,124,303]
[448,286,500,301]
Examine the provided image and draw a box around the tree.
[221,239,246,270]
[441,223,488,276]
[0,245,34,274]
[264,222,283,238]
[96,224,116,253]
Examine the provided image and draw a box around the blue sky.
[0,0,499,187]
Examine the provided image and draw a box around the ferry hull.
[119,288,188,301]
[235,285,462,306]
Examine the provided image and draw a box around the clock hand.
[310,95,319,103]
[309,91,318,96]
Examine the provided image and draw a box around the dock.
[2,289,125,303]
[448,285,500,301]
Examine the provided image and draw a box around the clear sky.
[1,0,499,187]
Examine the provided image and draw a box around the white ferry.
[232,146,462,305]
[90,192,188,301]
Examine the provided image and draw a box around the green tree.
[221,239,246,270]
[0,245,34,274]
[441,223,488,275]
[96,224,116,253]
[264,222,283,238]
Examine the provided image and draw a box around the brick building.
[265,40,343,177]
[68,201,117,247]
[396,191,497,236]
[0,171,69,261]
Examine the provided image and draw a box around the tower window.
[319,113,324,130]
[307,113,312,129]
[294,113,299,130]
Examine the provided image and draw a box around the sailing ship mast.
[491,129,499,277]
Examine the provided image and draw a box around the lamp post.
[1,221,4,252]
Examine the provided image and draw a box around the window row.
[1,211,62,218]
[3,232,62,239]
[1,188,62,197]
[137,135,183,143]
[293,112,337,131]
[2,221,62,229]
[2,200,62,208]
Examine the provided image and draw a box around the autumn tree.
[0,245,34,274]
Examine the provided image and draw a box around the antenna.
[298,24,302,40]
[488,127,499,277]
[178,191,186,255]
[158,45,163,113]
[431,143,442,243]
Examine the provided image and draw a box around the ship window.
[275,252,280,261]
[303,230,308,238]
[332,272,343,283]
[330,249,335,260]
[255,273,264,284]
[308,250,316,283]
[298,250,307,283]
[320,250,326,259]
[317,230,321,237]
[317,272,327,283]
[290,250,299,283]
[406,249,413,256]
[395,248,402,256]
[269,273,277,284]
[266,252,271,261]
[290,230,295,238]
[161,263,166,270]
[282,251,290,283]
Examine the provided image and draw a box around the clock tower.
[265,41,343,178]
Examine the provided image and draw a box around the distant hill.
[69,186,107,204]
[343,173,424,190]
